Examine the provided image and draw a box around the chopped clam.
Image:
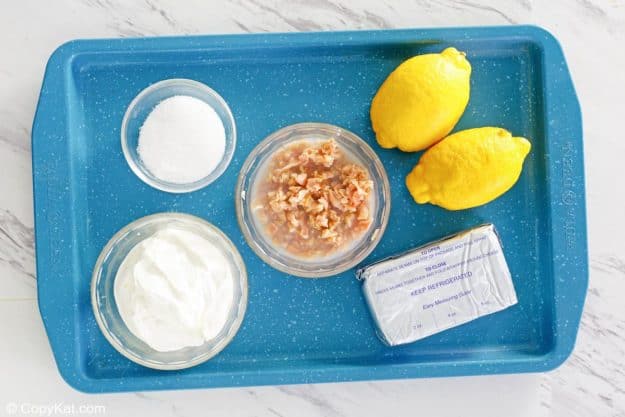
[254,139,373,257]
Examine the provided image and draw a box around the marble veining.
[0,209,35,281]
[0,0,623,416]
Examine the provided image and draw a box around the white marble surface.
[0,1,623,416]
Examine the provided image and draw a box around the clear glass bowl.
[121,79,236,193]
[236,122,391,278]
[91,213,248,370]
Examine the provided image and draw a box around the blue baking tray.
[32,26,587,393]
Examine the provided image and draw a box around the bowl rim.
[235,122,391,278]
[90,212,248,370]
[120,78,237,194]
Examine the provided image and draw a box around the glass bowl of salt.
[121,78,236,193]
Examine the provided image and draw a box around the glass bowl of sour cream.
[91,213,247,370]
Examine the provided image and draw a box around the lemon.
[406,127,531,210]
[370,47,471,152]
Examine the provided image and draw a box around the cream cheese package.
[357,224,518,346]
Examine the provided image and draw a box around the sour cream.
[114,226,235,352]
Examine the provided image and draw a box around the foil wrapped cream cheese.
[357,224,517,346]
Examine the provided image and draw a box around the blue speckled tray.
[32,26,587,393]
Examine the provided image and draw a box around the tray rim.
[32,24,588,393]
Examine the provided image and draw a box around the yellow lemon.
[370,47,471,152]
[406,127,531,210]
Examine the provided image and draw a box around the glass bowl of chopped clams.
[236,122,391,278]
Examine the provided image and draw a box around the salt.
[138,95,226,184]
